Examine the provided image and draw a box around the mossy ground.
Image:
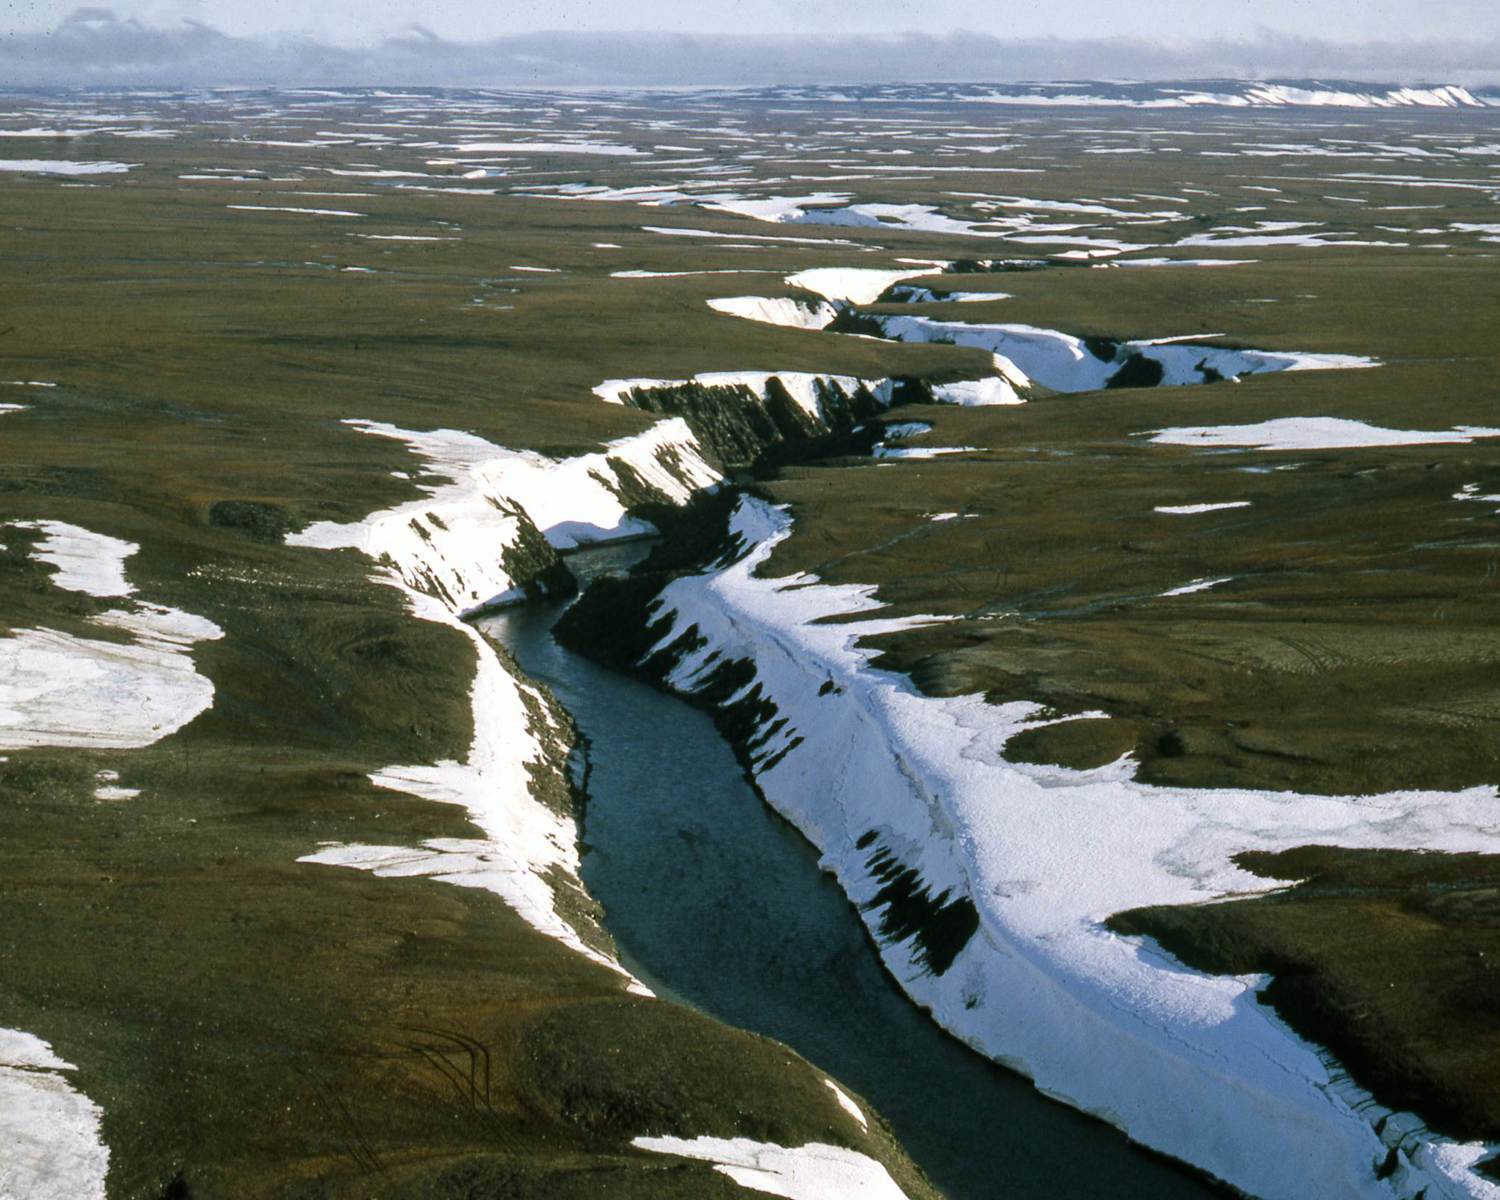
[4,89,1500,1190]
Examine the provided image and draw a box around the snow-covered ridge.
[0,520,223,751]
[628,495,1500,1200]
[0,1028,108,1200]
[289,417,724,988]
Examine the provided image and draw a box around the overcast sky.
[1,3,1497,86]
[4,0,1499,44]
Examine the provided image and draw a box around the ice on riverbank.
[710,274,1372,394]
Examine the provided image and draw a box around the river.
[479,541,1225,1200]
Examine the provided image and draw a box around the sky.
[4,0,1498,45]
[1,2,1497,86]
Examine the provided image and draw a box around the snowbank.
[869,314,1378,392]
[631,496,1500,1200]
[291,418,720,614]
[0,1028,108,1200]
[784,267,946,307]
[594,370,897,426]
[707,295,839,330]
[707,276,1367,395]
[300,579,649,992]
[596,361,1028,425]
[290,417,722,985]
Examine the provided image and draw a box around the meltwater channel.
[479,542,1225,1200]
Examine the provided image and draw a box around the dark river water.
[479,542,1224,1200]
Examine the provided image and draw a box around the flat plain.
[3,83,1500,1199]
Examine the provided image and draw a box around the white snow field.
[632,496,1500,1200]
[0,521,223,751]
[630,1135,908,1200]
[0,1028,108,1200]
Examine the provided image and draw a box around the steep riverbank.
[555,493,1500,1200]
[483,542,1225,1200]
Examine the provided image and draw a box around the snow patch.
[0,159,134,175]
[0,522,222,751]
[1160,577,1236,597]
[631,1135,907,1200]
[1153,502,1253,515]
[0,1028,108,1200]
[19,520,135,597]
[448,140,640,156]
[226,205,364,217]
[824,1080,869,1131]
[1148,418,1500,451]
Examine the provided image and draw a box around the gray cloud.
[1,8,1498,88]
